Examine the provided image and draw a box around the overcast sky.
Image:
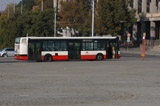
[0,0,21,11]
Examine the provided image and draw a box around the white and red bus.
[15,37,120,61]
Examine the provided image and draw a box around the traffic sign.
[127,33,131,37]
[127,33,131,43]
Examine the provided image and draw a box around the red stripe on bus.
[81,55,96,60]
[15,56,28,60]
[53,56,68,60]
[81,55,107,60]
[41,55,68,61]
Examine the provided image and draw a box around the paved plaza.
[0,52,160,106]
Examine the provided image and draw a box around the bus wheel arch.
[96,53,104,61]
[44,54,53,62]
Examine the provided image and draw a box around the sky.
[0,0,21,11]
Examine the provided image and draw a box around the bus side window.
[94,40,104,50]
[94,42,98,50]
[61,41,66,51]
[85,42,93,50]
[82,43,85,50]
[55,41,61,51]
[48,41,54,51]
[43,41,48,51]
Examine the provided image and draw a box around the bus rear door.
[68,41,81,60]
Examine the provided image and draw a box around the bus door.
[28,41,42,61]
[105,41,112,59]
[107,41,118,59]
[68,41,81,60]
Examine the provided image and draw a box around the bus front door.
[107,42,118,59]
[68,42,81,60]
[28,42,42,61]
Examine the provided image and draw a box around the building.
[0,11,5,16]
[32,6,39,11]
[130,0,160,45]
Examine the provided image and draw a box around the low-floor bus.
[15,37,120,61]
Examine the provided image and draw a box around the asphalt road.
[0,53,160,106]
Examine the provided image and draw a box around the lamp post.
[54,0,57,37]
[140,13,146,43]
[21,0,23,15]
[8,5,10,17]
[0,3,4,13]
[41,0,43,12]
[5,2,10,17]
[13,0,15,14]
[119,21,126,41]
[120,20,128,50]
[91,0,95,37]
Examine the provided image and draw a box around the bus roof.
[19,36,118,40]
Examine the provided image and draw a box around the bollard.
[141,33,146,60]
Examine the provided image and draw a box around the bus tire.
[44,54,53,62]
[96,54,104,61]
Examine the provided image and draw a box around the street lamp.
[41,0,43,12]
[91,0,95,37]
[13,0,15,14]
[21,0,23,15]
[119,21,126,41]
[140,13,146,43]
[8,5,10,17]
[0,3,4,12]
[54,0,57,37]
[5,2,10,17]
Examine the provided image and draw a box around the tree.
[23,0,35,11]
[4,3,15,17]
[0,9,56,49]
[59,0,92,36]
[35,0,53,11]
[96,0,136,36]
[16,0,35,13]
[22,9,55,37]
[0,13,25,49]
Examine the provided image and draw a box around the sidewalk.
[121,46,160,56]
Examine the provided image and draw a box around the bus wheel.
[96,54,104,61]
[44,54,52,62]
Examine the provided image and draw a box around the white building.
[130,0,160,43]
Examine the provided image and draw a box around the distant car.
[0,48,14,57]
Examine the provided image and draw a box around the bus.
[15,37,120,61]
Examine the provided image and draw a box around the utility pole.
[54,0,57,37]
[41,0,43,12]
[13,0,15,14]
[1,4,3,13]
[1,3,4,15]
[8,5,10,17]
[21,0,23,15]
[92,0,95,37]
